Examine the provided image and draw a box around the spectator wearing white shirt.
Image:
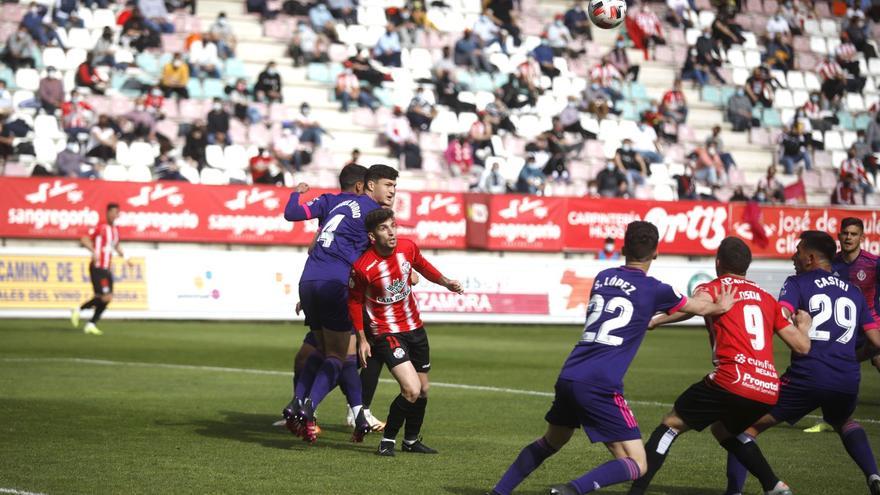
[385,106,414,156]
[632,121,664,164]
[189,34,222,78]
[374,24,402,68]
[545,14,585,58]
[479,162,508,193]
[209,12,237,59]
[0,80,12,118]
[294,103,325,147]
[473,13,502,48]
[665,0,695,28]
[274,127,309,171]
[765,7,791,36]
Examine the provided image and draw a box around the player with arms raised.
[628,237,811,495]
[725,231,880,495]
[349,209,463,456]
[488,221,736,495]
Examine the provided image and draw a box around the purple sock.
[307,355,344,408]
[571,457,640,494]
[841,422,879,478]
[493,438,558,495]
[294,351,323,400]
[338,356,363,409]
[725,450,748,494]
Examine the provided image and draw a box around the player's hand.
[443,278,463,294]
[410,271,420,286]
[294,182,310,194]
[714,284,737,313]
[295,301,302,315]
[794,309,812,332]
[357,334,372,368]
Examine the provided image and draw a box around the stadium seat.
[745,51,762,69]
[178,164,200,183]
[128,165,154,182]
[41,47,67,70]
[732,68,749,86]
[855,113,872,130]
[307,63,332,84]
[803,72,821,92]
[33,137,58,163]
[824,130,844,151]
[135,52,160,76]
[774,89,794,109]
[128,141,157,167]
[809,37,827,55]
[837,111,855,131]
[802,19,819,35]
[186,79,204,99]
[791,90,809,108]
[225,168,250,184]
[15,68,40,91]
[102,165,128,181]
[205,145,224,169]
[92,8,116,28]
[67,28,93,51]
[846,93,866,112]
[224,145,249,170]
[200,167,227,185]
[202,79,225,99]
[786,71,805,90]
[842,131,857,149]
[819,19,838,36]
[66,48,88,72]
[34,114,63,138]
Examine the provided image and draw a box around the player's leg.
[627,409,692,495]
[359,349,385,430]
[715,415,787,495]
[824,392,880,493]
[400,329,435,453]
[491,423,574,495]
[378,359,421,456]
[552,439,645,495]
[84,270,112,335]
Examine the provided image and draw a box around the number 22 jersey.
[558,266,687,391]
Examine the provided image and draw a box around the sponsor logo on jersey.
[735,353,747,364]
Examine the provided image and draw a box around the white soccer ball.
[588,0,627,29]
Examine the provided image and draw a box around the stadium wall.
[0,246,797,325]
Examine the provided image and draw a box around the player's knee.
[836,420,862,435]
[419,381,429,397]
[401,386,420,403]
[100,294,113,303]
[633,458,648,478]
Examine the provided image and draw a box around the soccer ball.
[588,0,627,29]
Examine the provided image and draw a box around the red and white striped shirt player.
[88,222,121,269]
[817,58,845,81]
[73,203,126,335]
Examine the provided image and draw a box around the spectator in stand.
[632,5,666,55]
[844,12,877,59]
[666,0,695,28]
[779,124,812,174]
[56,142,94,178]
[250,148,284,185]
[61,90,94,139]
[74,52,108,95]
[730,185,749,201]
[501,73,537,109]
[542,117,577,182]
[517,53,542,89]
[558,96,596,139]
[853,129,878,184]
[0,80,12,117]
[727,85,757,131]
[473,11,502,49]
[274,126,309,171]
[582,81,613,120]
[189,34,222,78]
[840,145,874,203]
[309,3,339,42]
[755,165,785,202]
[53,0,81,28]
[345,148,361,167]
[92,27,119,68]
[37,67,65,113]
[680,48,709,87]
[589,56,624,103]
[693,144,725,186]
[478,161,508,193]
[766,7,791,36]
[210,12,237,59]
[674,162,700,200]
[120,97,157,140]
[206,98,230,144]
[745,67,774,108]
[183,121,208,170]
[288,20,328,67]
[454,29,494,73]
[485,0,522,46]
[608,36,639,81]
[247,0,278,20]
[335,62,376,112]
[661,78,687,124]
[801,91,836,131]
[445,135,474,177]
[120,7,161,52]
[764,33,794,72]
[817,55,863,103]
[160,53,190,99]
[694,29,726,83]
[390,5,422,50]
[346,46,386,86]
[516,155,547,195]
[595,161,628,198]
[255,61,283,103]
[596,237,620,260]
[22,3,50,45]
[437,69,477,114]
[835,32,861,78]
[225,78,259,123]
[564,0,592,40]
[633,120,664,163]
[614,138,649,190]
[470,111,495,163]
[832,173,858,205]
[546,14,584,58]
[374,24,403,68]
[138,0,175,33]
[485,91,517,134]
[406,87,436,132]
[385,106,416,158]
[867,109,880,155]
[705,125,737,173]
[530,36,561,78]
[327,0,357,25]
[154,151,186,181]
[711,11,745,51]
[294,102,325,148]
[2,25,37,70]
[86,115,118,161]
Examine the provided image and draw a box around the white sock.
[351,405,363,418]
[403,438,417,445]
[381,437,396,444]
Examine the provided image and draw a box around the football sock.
[720,434,779,492]
[724,450,748,494]
[80,297,99,310]
[628,424,680,494]
[90,301,108,323]
[360,353,383,409]
[403,397,427,441]
[338,355,364,410]
[571,457,642,494]
[382,394,412,441]
[294,351,324,400]
[493,437,558,495]
[840,421,879,478]
[306,355,343,409]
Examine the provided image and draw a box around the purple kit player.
[725,231,880,495]
[283,164,398,444]
[488,221,736,495]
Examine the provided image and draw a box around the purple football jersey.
[298,193,380,284]
[778,269,879,395]
[559,266,687,390]
[832,250,880,324]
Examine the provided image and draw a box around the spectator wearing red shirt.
[444,135,473,177]
[75,52,108,95]
[832,173,858,205]
[661,78,687,124]
[61,90,94,138]
[249,148,284,185]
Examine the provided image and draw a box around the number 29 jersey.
[696,276,790,405]
[558,266,687,391]
[778,269,879,395]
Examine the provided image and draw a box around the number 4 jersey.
[778,269,879,395]
[559,266,687,390]
[696,276,791,405]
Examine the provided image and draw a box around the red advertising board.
[481,194,567,251]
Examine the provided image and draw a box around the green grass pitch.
[1,319,879,495]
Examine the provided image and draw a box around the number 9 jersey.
[696,276,791,405]
[778,269,879,395]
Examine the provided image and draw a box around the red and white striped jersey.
[634,11,663,37]
[817,60,844,81]
[836,42,857,62]
[589,63,622,87]
[348,238,445,336]
[89,223,119,269]
[662,90,685,110]
[840,158,867,180]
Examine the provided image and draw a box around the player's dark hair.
[365,164,399,185]
[365,208,394,232]
[717,237,752,276]
[623,221,659,262]
[841,217,864,232]
[799,230,836,262]
[338,164,368,191]
[107,203,119,211]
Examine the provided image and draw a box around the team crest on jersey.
[858,270,867,281]
[393,348,406,359]
[735,353,747,364]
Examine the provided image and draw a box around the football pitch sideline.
[1,320,878,495]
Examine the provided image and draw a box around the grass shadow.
[443,487,545,495]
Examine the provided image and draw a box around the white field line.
[0,488,49,495]
[2,357,879,425]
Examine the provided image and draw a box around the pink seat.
[746,0,762,13]
[228,119,248,143]
[156,119,179,139]
[763,0,778,14]
[352,107,377,128]
[328,44,349,63]
[678,125,697,144]
[750,127,771,146]
[819,167,838,188]
[263,20,288,39]
[815,3,830,17]
[179,99,208,120]
[2,162,28,177]
[802,169,820,188]
[160,98,179,119]
[85,95,111,115]
[109,96,135,115]
[793,36,811,53]
[728,168,746,185]
[161,34,185,53]
[814,150,833,168]
[248,123,271,147]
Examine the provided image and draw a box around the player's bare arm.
[438,276,463,294]
[680,284,737,316]
[79,235,95,254]
[648,291,713,329]
[294,182,310,194]
[356,329,372,368]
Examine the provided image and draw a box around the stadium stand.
[0,0,878,205]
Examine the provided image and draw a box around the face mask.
[173,61,182,68]
[66,143,78,152]
[606,163,615,171]
[71,96,80,103]
[267,68,276,75]
[152,89,162,96]
[736,89,745,96]
[616,41,624,49]
[213,103,222,111]
[590,83,599,90]
[218,18,227,25]
[811,96,819,102]
[47,71,57,78]
[622,144,631,152]
[604,243,614,251]
[302,108,310,116]
[756,192,767,201]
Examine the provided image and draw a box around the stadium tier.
[0,0,878,206]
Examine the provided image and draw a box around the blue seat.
[135,52,160,76]
[618,101,638,121]
[186,79,204,99]
[373,87,394,107]
[202,78,225,99]
[701,86,722,105]
[472,72,495,92]
[492,72,509,88]
[855,113,871,130]
[306,63,331,84]
[0,67,15,89]
[762,108,782,127]
[628,82,648,101]
[327,62,344,82]
[837,111,854,131]
[719,86,736,104]
[224,58,247,79]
